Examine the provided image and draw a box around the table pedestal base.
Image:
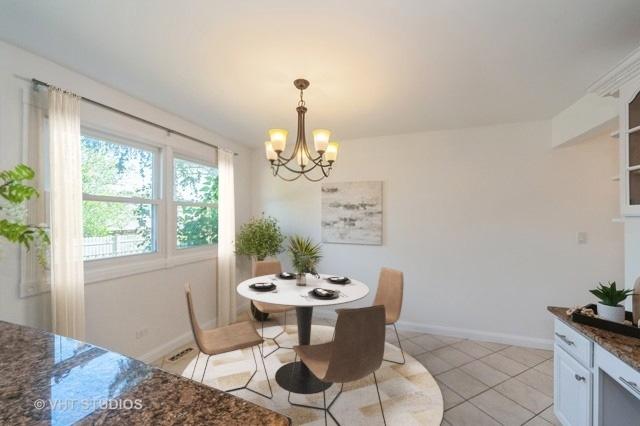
[275,306,333,394]
[275,361,332,394]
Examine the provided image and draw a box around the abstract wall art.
[321,181,382,245]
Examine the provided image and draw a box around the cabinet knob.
[574,374,586,382]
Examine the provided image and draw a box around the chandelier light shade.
[264,79,338,181]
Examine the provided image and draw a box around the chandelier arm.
[301,167,333,182]
[273,167,305,181]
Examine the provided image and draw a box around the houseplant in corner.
[235,215,285,321]
[590,281,634,323]
[235,215,285,262]
[288,235,322,286]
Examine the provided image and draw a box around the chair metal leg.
[200,354,212,383]
[287,354,343,425]
[224,346,273,399]
[190,351,201,381]
[260,311,293,358]
[373,371,387,426]
[383,324,406,365]
[195,346,273,400]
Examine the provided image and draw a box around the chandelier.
[264,79,338,181]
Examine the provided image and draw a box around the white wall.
[0,41,252,361]
[551,93,617,147]
[252,121,623,348]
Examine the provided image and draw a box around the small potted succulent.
[288,235,322,286]
[589,281,634,323]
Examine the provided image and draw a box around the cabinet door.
[620,75,640,215]
[555,345,592,426]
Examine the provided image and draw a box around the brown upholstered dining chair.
[290,305,387,425]
[373,267,405,364]
[252,260,295,357]
[184,283,272,399]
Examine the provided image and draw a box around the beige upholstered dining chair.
[252,260,295,357]
[373,267,405,364]
[184,283,272,399]
[290,305,387,425]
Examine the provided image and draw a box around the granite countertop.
[548,306,640,372]
[0,321,290,425]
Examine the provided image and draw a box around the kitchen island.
[0,321,290,425]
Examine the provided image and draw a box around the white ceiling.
[1,0,640,146]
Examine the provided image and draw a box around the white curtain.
[217,149,236,326]
[49,87,85,339]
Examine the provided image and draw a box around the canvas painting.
[321,181,383,245]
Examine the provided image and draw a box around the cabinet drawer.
[595,345,640,401]
[555,319,592,368]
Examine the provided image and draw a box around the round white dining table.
[237,273,369,394]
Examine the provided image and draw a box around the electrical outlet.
[135,328,149,340]
[577,232,588,245]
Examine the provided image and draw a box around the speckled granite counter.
[0,321,290,425]
[548,306,640,372]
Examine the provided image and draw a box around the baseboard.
[313,308,553,350]
[137,303,253,364]
[136,319,216,364]
[396,319,553,350]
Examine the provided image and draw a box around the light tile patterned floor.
[325,313,560,426]
[156,312,560,426]
[388,327,559,426]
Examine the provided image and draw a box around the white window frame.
[80,127,163,267]
[64,124,219,284]
[171,153,219,257]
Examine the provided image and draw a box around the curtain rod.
[31,78,238,156]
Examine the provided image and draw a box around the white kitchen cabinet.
[555,343,593,426]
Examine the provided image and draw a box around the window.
[173,158,218,249]
[81,134,158,260]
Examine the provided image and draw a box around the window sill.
[84,250,217,284]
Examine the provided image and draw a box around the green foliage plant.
[235,216,285,261]
[288,235,322,275]
[0,164,49,265]
[589,281,634,307]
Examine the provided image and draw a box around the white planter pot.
[597,302,625,323]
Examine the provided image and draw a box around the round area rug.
[177,324,443,425]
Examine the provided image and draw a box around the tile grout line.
[465,355,555,425]
[410,336,553,425]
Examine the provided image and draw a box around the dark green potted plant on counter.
[288,235,322,286]
[590,281,634,323]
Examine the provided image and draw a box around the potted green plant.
[590,281,634,323]
[0,164,49,265]
[236,216,285,321]
[288,235,322,286]
[235,215,285,262]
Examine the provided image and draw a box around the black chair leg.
[287,354,343,425]
[190,351,201,381]
[192,347,273,400]
[383,324,406,365]
[373,371,387,425]
[260,311,293,358]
